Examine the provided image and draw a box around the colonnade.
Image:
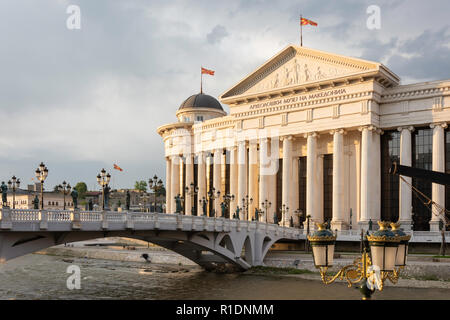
[164,122,448,231]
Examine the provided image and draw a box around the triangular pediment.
[220,45,397,100]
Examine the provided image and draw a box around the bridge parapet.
[0,208,302,237]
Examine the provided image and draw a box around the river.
[0,254,449,300]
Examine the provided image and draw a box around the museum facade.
[157,45,450,232]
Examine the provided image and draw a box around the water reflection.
[0,254,449,300]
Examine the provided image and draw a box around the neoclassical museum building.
[157,45,450,232]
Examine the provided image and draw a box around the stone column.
[306,132,319,227]
[171,155,180,214]
[282,135,293,226]
[197,152,207,216]
[165,157,172,213]
[230,146,238,218]
[359,126,382,230]
[268,138,278,223]
[359,126,371,228]
[259,138,268,222]
[430,122,447,231]
[248,141,259,220]
[398,126,414,230]
[290,154,299,227]
[213,149,222,216]
[185,154,194,216]
[331,129,346,230]
[237,140,247,220]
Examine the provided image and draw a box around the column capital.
[358,125,382,134]
[303,131,319,139]
[259,137,269,144]
[280,135,293,141]
[430,122,448,129]
[397,126,415,133]
[329,128,346,135]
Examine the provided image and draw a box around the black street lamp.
[7,176,20,209]
[57,181,71,210]
[207,187,220,217]
[149,175,164,212]
[242,195,253,221]
[35,162,48,210]
[97,168,111,210]
[199,197,208,216]
[281,204,289,226]
[261,199,272,223]
[185,182,199,216]
[222,193,234,218]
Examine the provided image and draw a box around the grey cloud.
[206,25,229,44]
[0,0,449,187]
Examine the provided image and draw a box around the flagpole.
[300,14,303,47]
[200,66,203,94]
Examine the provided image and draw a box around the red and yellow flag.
[301,17,317,26]
[201,67,215,76]
[113,164,123,172]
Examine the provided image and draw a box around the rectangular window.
[323,154,333,224]
[412,127,433,231]
[298,157,307,225]
[381,130,400,222]
[196,116,204,122]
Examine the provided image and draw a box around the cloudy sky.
[0,0,449,191]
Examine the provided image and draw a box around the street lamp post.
[97,168,111,211]
[207,187,220,217]
[307,221,411,300]
[57,181,71,210]
[261,199,272,224]
[7,176,20,209]
[185,182,199,216]
[199,197,208,216]
[148,175,164,212]
[35,162,48,210]
[242,195,253,221]
[281,204,289,227]
[222,193,234,218]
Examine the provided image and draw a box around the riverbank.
[35,240,450,290]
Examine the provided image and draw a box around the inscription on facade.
[249,88,347,110]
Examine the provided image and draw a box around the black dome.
[179,93,223,111]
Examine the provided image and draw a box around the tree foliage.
[134,180,148,192]
[74,182,88,199]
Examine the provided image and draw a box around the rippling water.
[0,254,449,300]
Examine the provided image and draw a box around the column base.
[430,220,442,232]
[398,220,413,231]
[331,220,348,231]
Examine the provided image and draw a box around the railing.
[10,209,40,221]
[0,208,301,236]
[47,210,72,222]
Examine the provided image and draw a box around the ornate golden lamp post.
[308,221,410,300]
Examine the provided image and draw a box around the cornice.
[381,81,450,103]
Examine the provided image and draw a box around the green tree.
[74,182,88,199]
[134,181,148,192]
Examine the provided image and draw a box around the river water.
[0,254,449,300]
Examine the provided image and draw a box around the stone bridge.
[0,208,303,271]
